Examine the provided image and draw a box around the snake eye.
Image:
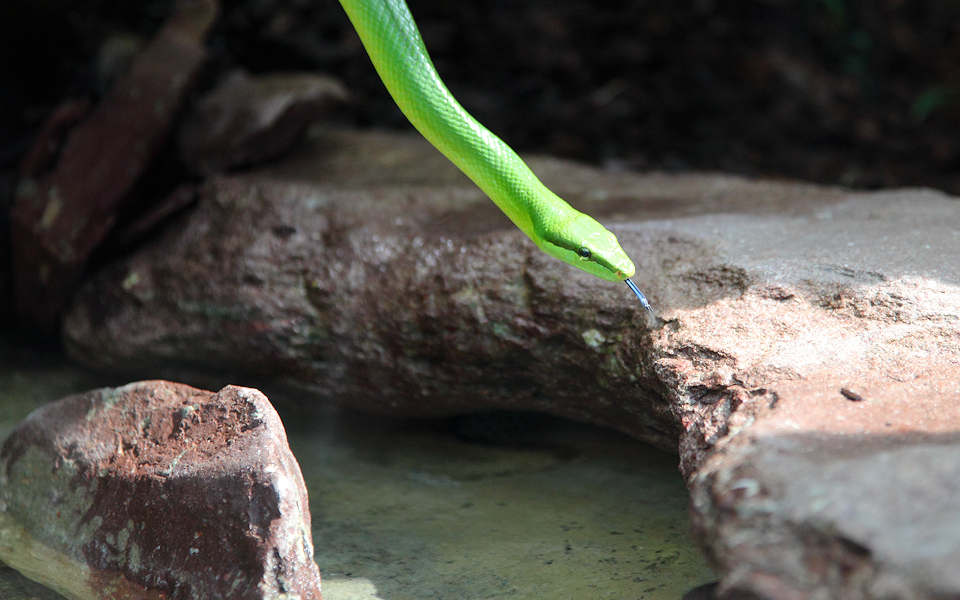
[577,247,592,259]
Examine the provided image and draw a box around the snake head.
[535,211,636,282]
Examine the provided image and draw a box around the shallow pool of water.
[0,343,714,599]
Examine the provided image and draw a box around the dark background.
[4,0,960,189]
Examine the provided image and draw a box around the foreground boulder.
[62,128,960,598]
[0,380,322,600]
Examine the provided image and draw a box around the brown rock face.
[0,380,322,600]
[61,129,960,597]
[9,0,218,330]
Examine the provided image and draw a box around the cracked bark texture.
[63,128,960,598]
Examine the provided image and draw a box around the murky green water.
[0,341,714,599]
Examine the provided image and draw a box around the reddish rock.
[17,98,92,180]
[61,129,960,597]
[9,0,218,330]
[0,380,322,600]
[178,70,347,174]
[63,130,695,451]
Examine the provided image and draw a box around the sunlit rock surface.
[62,129,847,451]
[62,128,960,598]
[0,380,322,600]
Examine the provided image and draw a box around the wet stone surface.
[297,409,715,600]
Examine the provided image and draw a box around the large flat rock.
[62,128,960,598]
[61,129,846,450]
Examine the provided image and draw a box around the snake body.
[338,0,645,291]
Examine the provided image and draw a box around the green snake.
[337,0,653,311]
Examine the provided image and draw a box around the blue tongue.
[625,278,656,317]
